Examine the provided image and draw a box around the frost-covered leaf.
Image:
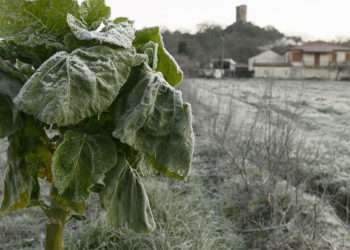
[0,121,46,215]
[2,31,64,67]
[139,41,159,70]
[0,41,16,63]
[21,118,52,175]
[0,68,23,138]
[67,14,135,49]
[15,46,145,126]
[0,68,23,99]
[52,131,118,202]
[0,96,16,138]
[80,0,111,29]
[0,0,80,37]
[0,96,21,138]
[14,60,36,79]
[134,27,183,86]
[100,150,155,232]
[112,66,194,179]
[0,58,27,83]
[114,17,133,24]
[0,161,37,215]
[0,0,74,65]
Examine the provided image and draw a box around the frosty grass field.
[1,78,350,249]
[189,78,350,172]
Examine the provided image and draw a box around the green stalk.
[45,221,65,250]
[44,188,70,250]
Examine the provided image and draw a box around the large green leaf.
[0,67,23,138]
[0,157,37,215]
[113,17,133,24]
[138,41,159,71]
[80,0,111,29]
[134,27,183,86]
[0,41,16,63]
[0,58,27,83]
[0,69,23,99]
[52,131,118,202]
[14,60,36,79]
[67,14,135,49]
[0,0,80,37]
[2,31,64,67]
[100,150,156,232]
[0,0,76,65]
[0,119,47,215]
[112,66,194,179]
[15,46,145,126]
[0,96,21,138]
[21,118,52,177]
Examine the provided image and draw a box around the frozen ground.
[186,78,350,173]
[1,78,350,249]
[183,78,350,249]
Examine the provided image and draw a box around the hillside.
[162,22,284,74]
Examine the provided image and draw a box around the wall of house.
[288,49,350,67]
[248,51,285,71]
[300,68,335,79]
[290,61,303,67]
[338,69,350,80]
[254,66,350,80]
[255,66,291,79]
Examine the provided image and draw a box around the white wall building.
[248,50,286,71]
[251,42,350,80]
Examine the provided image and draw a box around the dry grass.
[67,179,246,250]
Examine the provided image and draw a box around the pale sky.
[106,0,350,41]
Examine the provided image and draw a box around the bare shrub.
[210,81,319,190]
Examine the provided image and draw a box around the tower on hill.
[236,5,247,23]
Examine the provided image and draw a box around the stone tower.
[236,5,247,23]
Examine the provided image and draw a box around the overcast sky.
[106,0,349,41]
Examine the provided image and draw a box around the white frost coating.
[67,14,135,49]
[0,139,8,175]
[187,78,350,173]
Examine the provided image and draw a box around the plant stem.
[45,221,65,250]
[44,188,69,250]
